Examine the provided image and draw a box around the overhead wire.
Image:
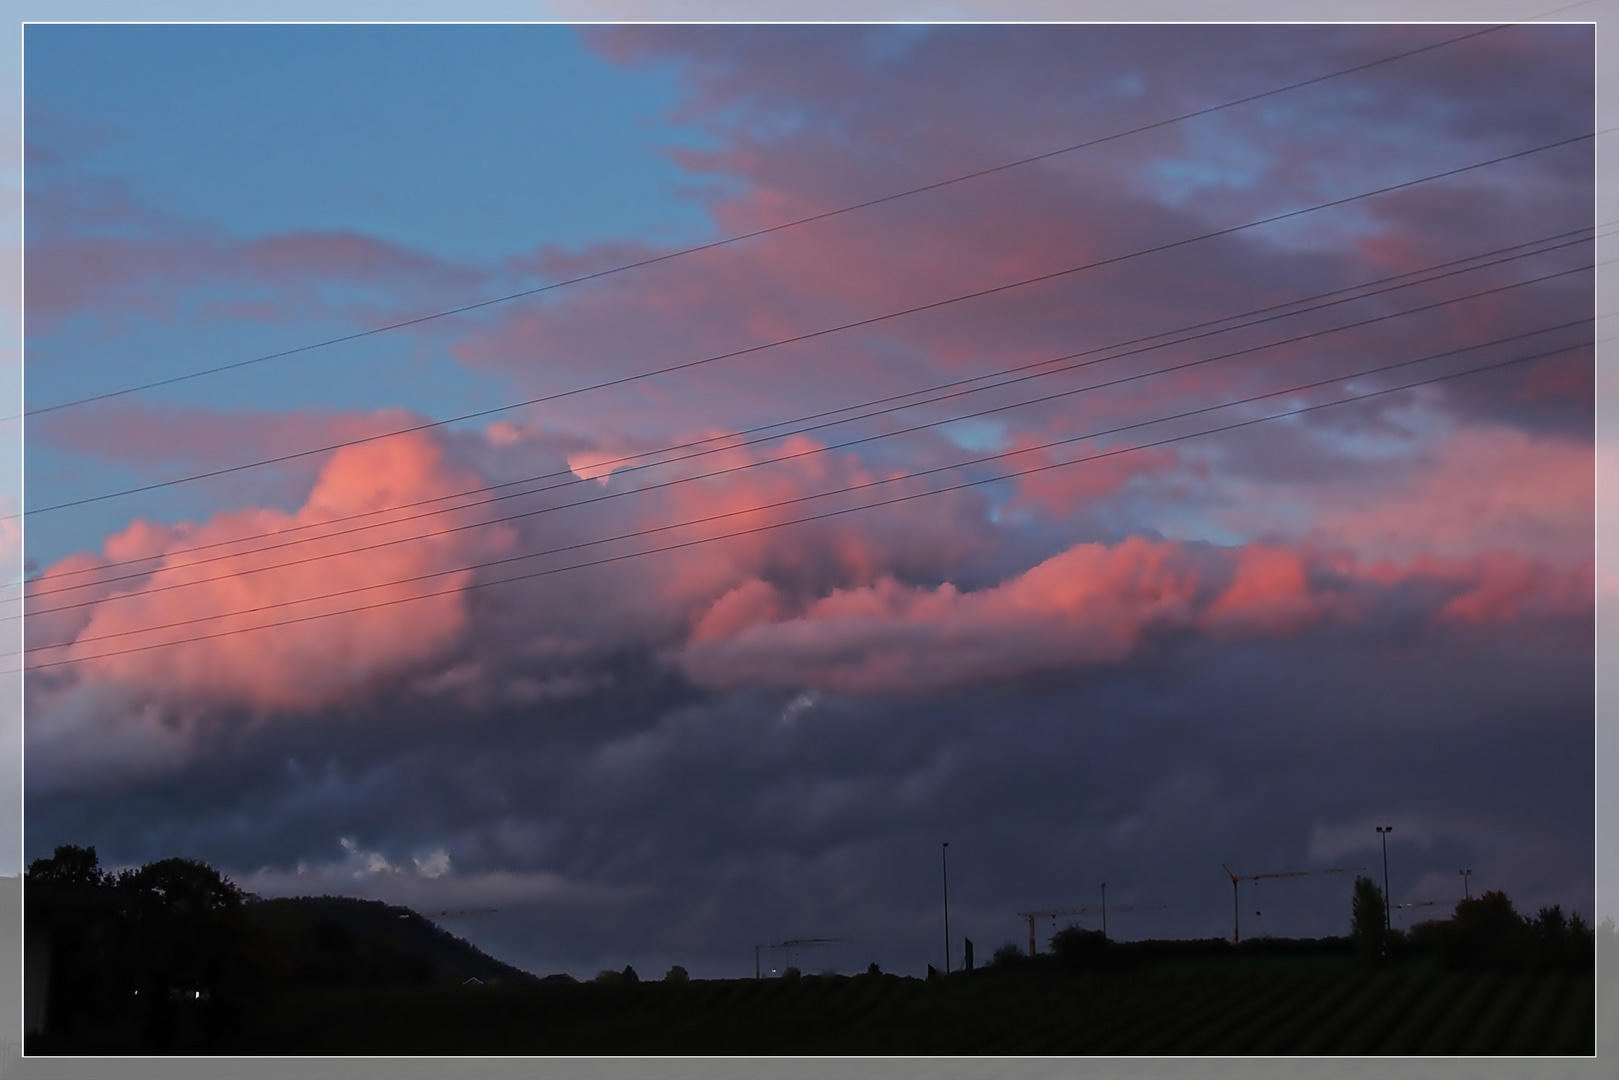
[19,261,1592,617]
[16,32,1595,659]
[17,130,1594,518]
[19,223,1598,595]
[18,333,1588,672]
[23,316,1590,655]
[16,23,1513,421]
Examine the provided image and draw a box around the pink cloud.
[690,579,790,645]
[31,417,1002,705]
[25,177,488,331]
[510,431,1003,651]
[679,536,1217,696]
[30,430,514,710]
[23,23,1591,729]
[1310,424,1592,564]
[447,24,1589,493]
[1005,440,1178,517]
[26,402,1591,719]
[1200,544,1330,638]
[32,400,420,475]
[676,535,1588,697]
[1433,552,1592,628]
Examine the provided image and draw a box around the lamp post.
[1376,827,1394,934]
[1100,882,1108,940]
[941,842,951,975]
[1460,868,1472,902]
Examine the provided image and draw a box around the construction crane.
[753,937,843,979]
[1221,864,1362,943]
[1013,904,1165,957]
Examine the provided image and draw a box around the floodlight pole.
[1100,882,1108,940]
[941,841,951,975]
[1460,868,1472,901]
[1376,827,1394,934]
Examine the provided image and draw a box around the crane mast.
[1014,907,1090,957]
[1013,903,1164,956]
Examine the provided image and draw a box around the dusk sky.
[16,20,1598,981]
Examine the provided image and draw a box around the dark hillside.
[245,896,538,988]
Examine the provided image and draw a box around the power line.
[23,329,1587,659]
[21,267,1589,621]
[22,340,1582,672]
[19,131,1592,518]
[16,24,1511,420]
[22,225,1596,595]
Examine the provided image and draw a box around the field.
[226,954,1596,1055]
[19,882,1602,1055]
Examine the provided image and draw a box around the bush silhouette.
[664,965,689,983]
[991,942,1026,967]
[1050,925,1110,971]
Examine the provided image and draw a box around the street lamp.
[1100,882,1108,940]
[1460,868,1472,902]
[941,842,951,975]
[1376,827,1394,934]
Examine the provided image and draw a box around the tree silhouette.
[1438,890,1527,970]
[25,845,121,1043]
[1527,904,1595,970]
[116,857,243,913]
[29,850,278,1051]
[27,844,111,888]
[1351,875,1385,960]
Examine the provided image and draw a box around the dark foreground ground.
[57,952,1591,1056]
[22,875,1602,1056]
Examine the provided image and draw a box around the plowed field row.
[236,964,1596,1054]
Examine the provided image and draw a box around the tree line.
[981,875,1601,975]
[1351,874,1597,970]
[27,844,1606,1052]
[27,844,274,1051]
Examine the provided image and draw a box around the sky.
[16,21,1599,982]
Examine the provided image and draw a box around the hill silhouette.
[246,895,537,988]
